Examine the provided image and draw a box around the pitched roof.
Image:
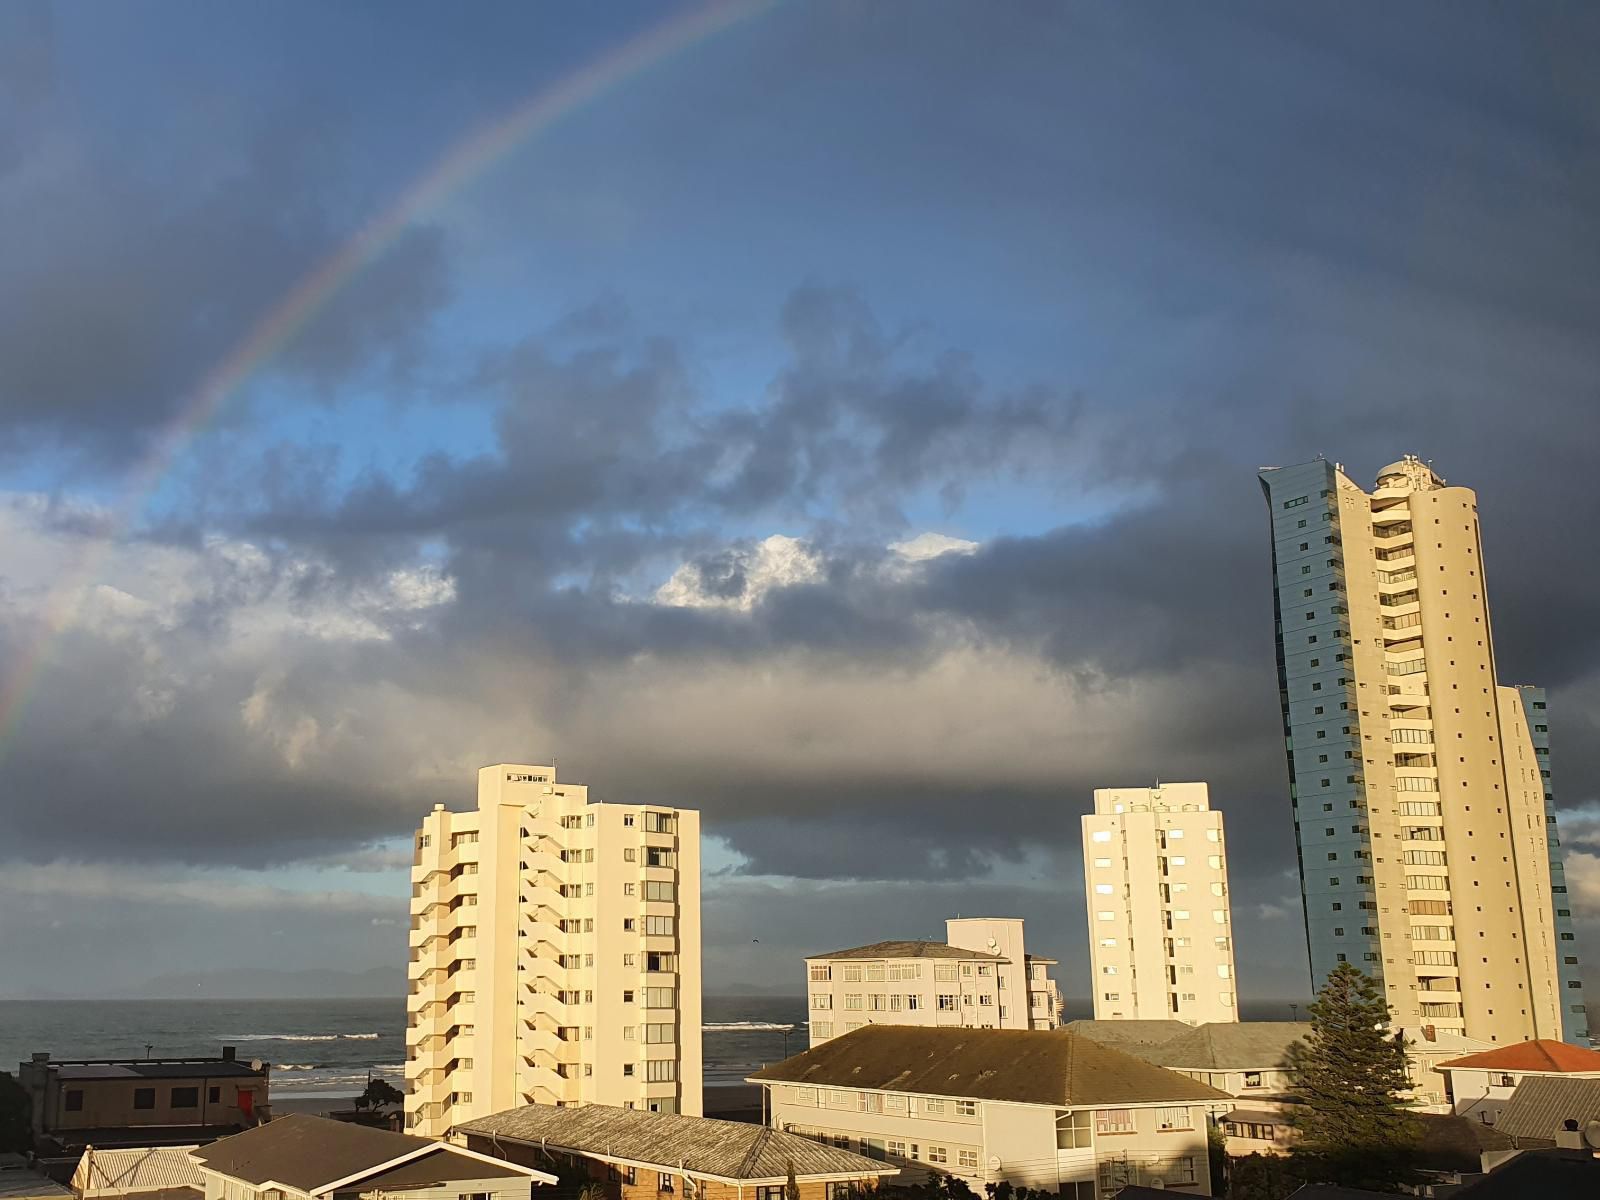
[807,940,1002,961]
[1060,1019,1191,1050]
[53,1062,263,1080]
[73,1146,203,1195]
[1142,1023,1311,1070]
[458,1104,895,1183]
[1437,1039,1600,1075]
[1453,1148,1600,1199]
[1492,1075,1600,1142]
[189,1114,544,1193]
[1412,1112,1514,1172]
[747,1026,1230,1106]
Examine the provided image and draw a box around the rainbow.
[0,0,773,755]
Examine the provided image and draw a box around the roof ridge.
[734,1126,772,1179]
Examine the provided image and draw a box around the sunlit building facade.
[1259,456,1568,1045]
[406,765,702,1136]
[1082,783,1238,1025]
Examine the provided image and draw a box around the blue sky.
[1,0,1598,1001]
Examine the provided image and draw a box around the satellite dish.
[987,1157,1001,1173]
[1583,1119,1600,1149]
[987,938,998,950]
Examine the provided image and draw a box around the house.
[456,1102,897,1200]
[17,1050,269,1155]
[1390,1025,1494,1109]
[1435,1039,1600,1125]
[749,1025,1229,1198]
[72,1145,203,1199]
[187,1113,553,1200]
[1489,1075,1600,1147]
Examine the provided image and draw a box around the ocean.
[0,995,810,1098]
[0,994,1320,1099]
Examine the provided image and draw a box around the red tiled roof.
[1437,1039,1600,1074]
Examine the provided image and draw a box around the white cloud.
[889,532,980,562]
[653,534,822,610]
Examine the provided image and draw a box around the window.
[645,916,674,936]
[644,1023,675,1043]
[1094,883,1114,894]
[845,994,863,1010]
[208,1086,221,1103]
[645,880,676,902]
[133,1088,155,1110]
[927,1147,948,1165]
[958,1150,979,1170]
[1096,1108,1135,1134]
[938,994,957,1011]
[1155,1106,1191,1130]
[812,993,833,1010]
[659,1173,675,1193]
[924,1098,947,1114]
[1093,857,1112,867]
[1243,1071,1262,1088]
[1097,911,1115,921]
[645,986,676,1008]
[811,1022,832,1038]
[171,1086,199,1109]
[645,1059,677,1082]
[810,964,831,981]
[1092,831,1111,842]
[1057,1109,1093,1150]
[64,1090,84,1112]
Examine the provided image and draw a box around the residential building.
[16,1050,268,1155]
[406,764,703,1137]
[1492,1075,1600,1147]
[751,1025,1229,1198]
[1514,686,1589,1043]
[1436,1040,1600,1126]
[1082,783,1237,1024]
[804,918,1060,1047]
[188,1113,551,1200]
[456,1102,898,1200]
[1259,456,1566,1045]
[71,1145,203,1200]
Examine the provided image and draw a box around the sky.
[1,0,1598,1002]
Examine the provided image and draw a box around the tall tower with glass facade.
[1259,456,1571,1045]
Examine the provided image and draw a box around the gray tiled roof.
[749,1025,1230,1106]
[1060,1019,1192,1050]
[459,1104,895,1183]
[1493,1075,1600,1142]
[190,1114,533,1191]
[807,940,1003,961]
[1141,1023,1312,1070]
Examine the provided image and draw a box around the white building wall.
[1083,783,1238,1025]
[406,764,702,1136]
[766,1085,1212,1197]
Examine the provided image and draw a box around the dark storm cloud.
[0,75,449,461]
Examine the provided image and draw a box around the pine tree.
[1286,961,1419,1192]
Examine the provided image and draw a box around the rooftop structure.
[72,1145,203,1199]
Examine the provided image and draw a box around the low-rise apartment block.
[17,1049,269,1155]
[1436,1040,1600,1127]
[752,1025,1228,1197]
[804,918,1060,1047]
[1082,783,1238,1025]
[406,764,702,1136]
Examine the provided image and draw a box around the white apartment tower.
[406,765,703,1137]
[1082,782,1239,1025]
[804,917,1062,1047]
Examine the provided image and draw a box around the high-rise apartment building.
[1082,783,1238,1025]
[1260,456,1568,1045]
[804,917,1061,1047]
[1515,686,1589,1043]
[406,765,702,1137]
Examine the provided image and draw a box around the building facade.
[1081,783,1238,1025]
[804,919,1060,1047]
[17,1050,268,1154]
[752,1026,1227,1198]
[406,765,703,1136]
[1259,456,1565,1045]
[1515,686,1589,1043]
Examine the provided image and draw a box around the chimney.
[221,1046,236,1061]
[1423,1025,1436,1042]
[1556,1118,1583,1149]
